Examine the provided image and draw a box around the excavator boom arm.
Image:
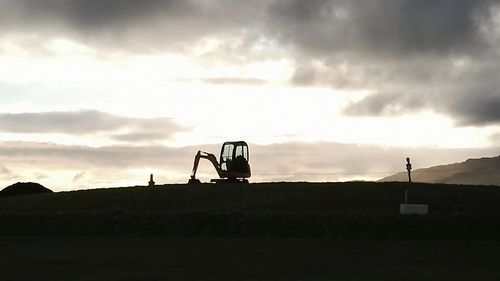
[190,151,225,180]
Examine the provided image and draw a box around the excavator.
[188,141,251,184]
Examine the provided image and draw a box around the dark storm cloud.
[1,0,500,126]
[344,53,500,125]
[260,0,500,126]
[0,110,186,140]
[346,88,500,126]
[269,0,490,57]
[0,0,494,59]
[0,0,264,52]
[0,0,192,35]
[447,61,500,126]
[0,0,489,54]
[269,0,500,126]
[451,95,500,126]
[344,91,430,116]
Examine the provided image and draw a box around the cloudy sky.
[1,0,500,190]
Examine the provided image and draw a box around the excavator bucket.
[187,177,201,184]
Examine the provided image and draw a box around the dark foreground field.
[1,182,500,280]
[1,182,500,238]
[1,237,500,281]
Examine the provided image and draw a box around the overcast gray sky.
[0,0,499,190]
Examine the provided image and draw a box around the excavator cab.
[188,141,251,184]
[220,141,250,174]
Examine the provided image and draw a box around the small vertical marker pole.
[406,157,412,183]
[404,185,408,204]
[149,173,155,187]
[405,157,412,204]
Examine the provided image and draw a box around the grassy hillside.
[2,181,500,214]
[1,181,500,238]
[381,155,500,186]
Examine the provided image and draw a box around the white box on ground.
[400,204,429,215]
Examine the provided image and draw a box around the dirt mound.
[1,182,53,197]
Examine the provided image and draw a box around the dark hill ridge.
[1,182,500,238]
[380,155,500,186]
[1,182,500,214]
[1,182,53,197]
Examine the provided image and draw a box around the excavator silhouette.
[188,141,251,184]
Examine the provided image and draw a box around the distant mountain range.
[380,155,500,186]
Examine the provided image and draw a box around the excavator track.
[210,178,249,184]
